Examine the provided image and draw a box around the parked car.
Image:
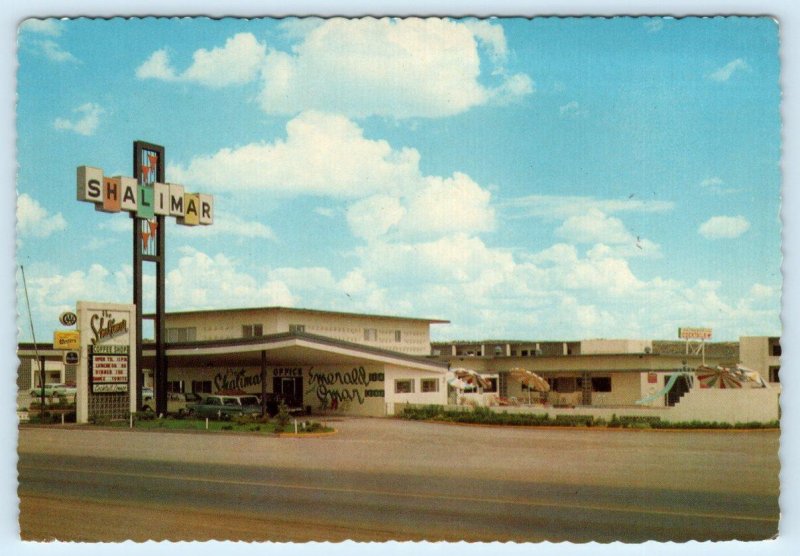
[29,383,76,398]
[140,390,202,415]
[187,394,262,420]
[167,392,202,415]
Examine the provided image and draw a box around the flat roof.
[143,330,449,372]
[147,306,449,324]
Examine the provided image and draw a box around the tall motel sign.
[76,141,213,415]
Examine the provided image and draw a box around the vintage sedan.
[187,395,262,420]
[29,383,77,398]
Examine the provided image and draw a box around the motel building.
[17,305,781,424]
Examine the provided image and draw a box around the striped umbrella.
[450,368,491,390]
[696,365,743,389]
[508,367,550,404]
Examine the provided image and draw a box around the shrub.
[133,411,156,421]
[618,415,661,427]
[554,415,594,427]
[275,401,291,429]
[89,413,111,426]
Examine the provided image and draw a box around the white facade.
[160,306,444,356]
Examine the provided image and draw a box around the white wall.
[669,387,779,423]
[384,364,447,416]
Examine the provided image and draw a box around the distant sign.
[678,327,712,340]
[54,330,81,350]
[64,351,80,365]
[59,311,78,326]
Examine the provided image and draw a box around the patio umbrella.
[450,368,491,389]
[696,365,743,389]
[446,374,468,390]
[733,365,769,388]
[508,368,550,404]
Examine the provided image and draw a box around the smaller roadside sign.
[54,330,80,350]
[64,351,80,365]
[678,327,712,340]
[59,311,78,327]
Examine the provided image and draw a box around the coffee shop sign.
[76,166,213,226]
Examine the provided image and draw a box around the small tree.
[274,401,291,432]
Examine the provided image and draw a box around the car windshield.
[222,398,240,406]
[240,396,259,406]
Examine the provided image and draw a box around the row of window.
[168,324,408,343]
[394,378,440,394]
[532,377,612,393]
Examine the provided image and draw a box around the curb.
[406,419,780,433]
[19,423,338,438]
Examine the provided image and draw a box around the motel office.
[17,305,781,419]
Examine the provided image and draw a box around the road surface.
[17,418,780,542]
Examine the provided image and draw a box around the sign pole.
[76,141,213,418]
[133,141,167,416]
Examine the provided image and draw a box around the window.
[421,378,439,393]
[591,377,612,392]
[395,379,414,394]
[166,327,196,342]
[395,330,402,342]
[484,377,498,393]
[243,324,263,338]
[167,380,184,393]
[192,380,212,394]
[769,366,780,383]
[289,324,305,333]
[549,377,576,393]
[771,342,782,357]
[364,328,378,341]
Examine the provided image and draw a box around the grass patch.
[99,415,332,434]
[400,406,779,430]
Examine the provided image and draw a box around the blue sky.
[15,16,782,342]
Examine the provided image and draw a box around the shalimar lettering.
[90,313,128,345]
[214,369,262,392]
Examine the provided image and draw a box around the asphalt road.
[17,418,780,542]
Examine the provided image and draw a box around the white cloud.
[37,39,78,63]
[699,176,738,194]
[504,194,674,220]
[173,112,496,242]
[346,195,406,240]
[135,20,532,119]
[395,173,495,239]
[559,100,587,118]
[136,49,177,81]
[556,209,632,245]
[698,215,750,239]
[167,248,295,309]
[21,19,62,36]
[19,264,133,335]
[172,211,276,240]
[258,18,532,118]
[709,58,749,82]
[16,193,67,238]
[53,102,104,135]
[169,111,422,197]
[136,33,267,87]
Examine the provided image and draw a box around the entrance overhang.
[141,331,448,372]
